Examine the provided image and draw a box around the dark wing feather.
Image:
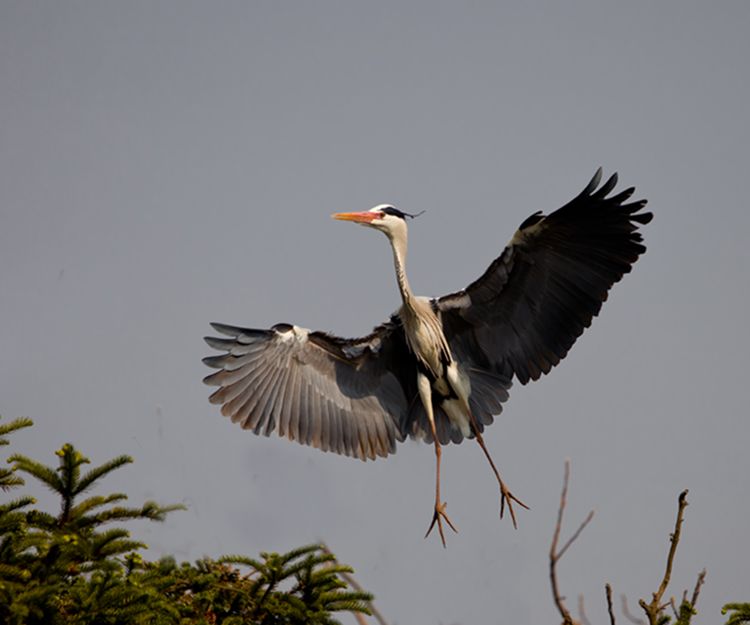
[203,318,416,461]
[437,168,652,385]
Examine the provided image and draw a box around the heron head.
[332,205,423,238]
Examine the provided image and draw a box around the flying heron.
[202,169,652,546]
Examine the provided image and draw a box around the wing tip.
[583,167,604,195]
[202,369,222,386]
[583,168,619,199]
[209,322,241,336]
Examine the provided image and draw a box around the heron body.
[203,169,652,545]
[400,297,472,438]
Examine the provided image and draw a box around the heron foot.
[498,479,529,529]
[425,500,458,548]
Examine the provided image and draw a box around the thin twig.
[621,595,646,625]
[558,509,595,562]
[549,460,595,625]
[353,610,368,625]
[578,594,592,625]
[638,490,689,625]
[655,490,688,604]
[606,584,617,625]
[320,543,389,625]
[690,569,706,608]
[670,597,680,619]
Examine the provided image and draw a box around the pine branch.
[723,603,750,625]
[0,561,31,583]
[68,493,128,519]
[284,553,339,581]
[88,528,144,559]
[218,554,265,570]
[57,444,89,511]
[0,496,36,517]
[24,509,58,530]
[277,543,323,566]
[0,418,33,492]
[74,455,133,495]
[89,501,185,525]
[0,471,25,492]
[7,454,63,495]
[0,417,33,445]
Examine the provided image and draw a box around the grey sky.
[2,2,749,623]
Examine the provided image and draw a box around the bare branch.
[670,597,680,619]
[655,491,688,604]
[578,594,592,625]
[353,610,368,625]
[558,510,595,562]
[639,490,689,625]
[549,460,594,625]
[606,584,616,625]
[690,569,706,608]
[622,595,646,625]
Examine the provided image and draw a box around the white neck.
[388,225,413,304]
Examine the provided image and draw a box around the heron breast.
[405,314,447,367]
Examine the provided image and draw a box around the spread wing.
[436,168,653,384]
[202,319,417,461]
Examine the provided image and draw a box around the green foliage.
[674,600,698,625]
[0,416,33,491]
[217,547,373,624]
[723,603,750,625]
[3,415,742,625]
[0,417,373,624]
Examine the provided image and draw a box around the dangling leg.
[443,364,528,527]
[424,424,458,546]
[467,409,529,528]
[418,373,457,547]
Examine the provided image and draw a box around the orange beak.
[331,211,378,224]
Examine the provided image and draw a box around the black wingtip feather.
[593,172,619,199]
[609,186,636,204]
[583,167,603,195]
[632,210,653,225]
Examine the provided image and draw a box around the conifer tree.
[0,423,184,624]
[0,416,37,611]
[0,417,373,624]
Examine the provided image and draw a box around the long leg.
[418,373,457,547]
[467,409,529,528]
[443,365,529,527]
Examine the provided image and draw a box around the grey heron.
[202,169,652,546]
